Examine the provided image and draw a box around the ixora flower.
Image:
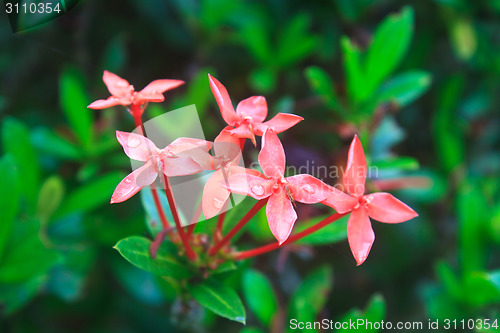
[200,127,264,219]
[208,74,303,145]
[322,136,418,266]
[88,71,184,115]
[223,129,330,244]
[111,131,211,203]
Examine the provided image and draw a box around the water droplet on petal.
[124,178,132,184]
[128,137,141,148]
[251,184,265,196]
[303,184,315,194]
[213,198,224,209]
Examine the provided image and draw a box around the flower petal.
[254,113,303,136]
[202,169,232,219]
[208,74,240,126]
[162,157,203,177]
[365,192,418,223]
[227,124,256,142]
[259,129,285,178]
[222,171,274,200]
[167,140,213,170]
[140,79,184,94]
[111,162,157,203]
[347,208,374,266]
[321,186,358,213]
[267,188,297,245]
[286,174,330,204]
[171,137,212,151]
[103,70,132,98]
[134,91,165,103]
[236,96,267,123]
[88,97,121,109]
[344,135,367,197]
[214,129,243,163]
[116,131,158,161]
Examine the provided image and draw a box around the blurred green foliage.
[1,0,499,332]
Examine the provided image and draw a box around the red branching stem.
[187,200,203,239]
[132,111,170,229]
[208,199,268,256]
[215,210,227,241]
[162,173,198,261]
[233,212,347,260]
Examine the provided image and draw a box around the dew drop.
[128,137,141,148]
[251,184,265,196]
[213,198,224,209]
[303,184,315,194]
[124,178,132,184]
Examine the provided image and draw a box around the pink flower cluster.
[91,71,418,266]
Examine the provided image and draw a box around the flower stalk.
[208,198,268,256]
[232,212,347,260]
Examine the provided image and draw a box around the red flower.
[223,130,329,244]
[111,131,211,203]
[323,136,418,266]
[88,71,184,115]
[208,74,303,145]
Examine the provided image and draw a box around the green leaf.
[295,215,348,245]
[114,236,193,279]
[37,176,65,223]
[54,172,124,218]
[432,75,465,173]
[377,71,432,108]
[60,66,93,149]
[1,117,40,206]
[249,67,276,93]
[240,328,266,333]
[305,66,342,112]
[242,269,278,327]
[277,14,318,67]
[450,17,477,61]
[341,36,367,104]
[365,7,414,91]
[435,260,462,300]
[370,156,420,171]
[240,23,272,64]
[464,270,500,305]
[288,266,333,331]
[212,262,237,276]
[0,155,19,260]
[32,127,81,160]
[0,275,47,315]
[338,294,386,333]
[0,234,62,283]
[188,278,246,324]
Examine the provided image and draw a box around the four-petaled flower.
[322,136,418,266]
[111,131,211,203]
[88,71,184,116]
[208,74,303,145]
[223,129,330,244]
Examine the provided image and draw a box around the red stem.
[132,112,169,229]
[233,212,347,260]
[187,200,203,239]
[208,199,268,256]
[162,173,198,261]
[215,210,226,241]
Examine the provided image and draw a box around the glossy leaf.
[295,215,348,245]
[341,36,367,103]
[0,155,19,260]
[1,117,40,206]
[60,66,93,148]
[54,172,124,218]
[188,278,246,324]
[365,7,414,91]
[114,236,193,279]
[288,266,333,331]
[377,71,431,108]
[36,176,65,223]
[242,269,278,326]
[305,66,341,112]
[32,127,82,160]
[338,294,386,333]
